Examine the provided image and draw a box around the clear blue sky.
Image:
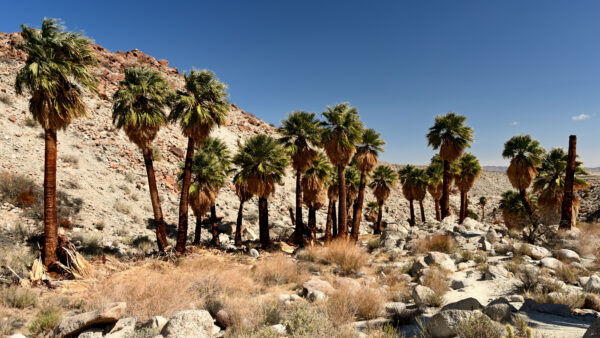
[2,1,599,166]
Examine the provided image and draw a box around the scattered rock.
[215,309,230,328]
[53,302,126,337]
[161,310,215,338]
[540,257,563,270]
[412,285,435,306]
[425,309,474,338]
[106,317,136,338]
[441,298,483,311]
[249,248,259,258]
[483,303,512,323]
[583,317,600,338]
[484,265,509,280]
[302,278,334,295]
[556,249,581,263]
[585,275,600,293]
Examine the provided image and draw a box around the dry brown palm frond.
[440,140,463,162]
[291,146,317,173]
[413,186,426,201]
[181,121,212,143]
[428,183,443,200]
[235,181,253,203]
[373,185,390,203]
[324,130,356,166]
[356,151,378,173]
[190,187,216,216]
[506,158,538,190]
[347,184,359,202]
[502,210,530,231]
[247,174,275,198]
[537,194,580,226]
[402,183,413,201]
[455,176,477,193]
[311,190,327,210]
[124,124,160,149]
[328,183,339,201]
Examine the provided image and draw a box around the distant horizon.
[2,0,600,166]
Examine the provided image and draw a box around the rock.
[411,256,429,276]
[425,310,474,338]
[536,303,572,317]
[215,310,230,328]
[53,302,126,337]
[484,265,509,280]
[384,302,407,317]
[478,237,493,252]
[270,324,287,335]
[540,257,563,270]
[7,334,27,338]
[78,329,104,338]
[106,317,136,338]
[161,310,214,338]
[556,249,581,263]
[243,228,258,241]
[353,317,390,331]
[307,290,327,302]
[249,248,259,258]
[488,297,517,312]
[425,252,456,272]
[412,285,435,306]
[441,298,483,311]
[138,316,168,331]
[450,279,467,290]
[523,244,551,260]
[510,295,524,302]
[483,303,512,322]
[584,294,600,311]
[583,317,600,338]
[519,299,539,312]
[585,275,600,293]
[302,278,334,295]
[278,294,291,302]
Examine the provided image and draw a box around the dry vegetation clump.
[555,262,586,284]
[422,265,449,307]
[0,286,38,309]
[326,284,385,324]
[300,239,369,276]
[379,268,410,302]
[455,312,505,338]
[284,303,338,337]
[28,305,62,336]
[576,223,600,259]
[253,254,306,286]
[414,234,456,254]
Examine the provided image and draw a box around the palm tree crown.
[321,103,364,166]
[426,113,474,162]
[502,135,545,190]
[533,147,589,196]
[15,18,98,130]
[454,153,482,192]
[355,128,385,172]
[369,165,397,202]
[169,69,229,143]
[112,68,173,148]
[278,111,322,172]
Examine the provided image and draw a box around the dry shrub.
[285,303,336,337]
[381,269,410,302]
[326,284,385,323]
[576,223,600,258]
[222,297,266,332]
[318,239,369,275]
[455,312,505,338]
[0,286,38,309]
[555,263,585,284]
[414,234,455,254]
[253,254,305,286]
[422,265,449,299]
[90,255,256,319]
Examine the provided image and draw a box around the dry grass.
[555,262,586,284]
[379,268,410,302]
[414,234,456,254]
[421,265,449,306]
[253,254,306,286]
[576,223,600,259]
[326,284,385,323]
[301,239,369,276]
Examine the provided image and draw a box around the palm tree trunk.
[324,199,334,245]
[409,199,415,226]
[294,169,304,245]
[519,189,539,242]
[337,166,348,238]
[235,201,244,246]
[210,205,219,246]
[480,205,485,222]
[435,199,441,221]
[175,137,194,254]
[459,190,466,224]
[419,199,426,223]
[375,201,384,234]
[193,215,202,244]
[258,197,270,248]
[42,129,58,268]
[308,206,317,245]
[351,171,367,241]
[560,135,576,229]
[332,201,338,238]
[441,160,451,219]
[143,145,168,252]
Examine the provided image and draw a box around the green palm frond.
[369,165,398,189]
[502,135,545,165]
[499,190,537,215]
[426,156,444,185]
[304,153,334,186]
[398,164,416,184]
[278,111,322,149]
[345,164,361,189]
[321,102,364,152]
[533,147,589,194]
[357,128,385,153]
[426,112,474,155]
[454,153,482,179]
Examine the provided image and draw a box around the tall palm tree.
[454,153,482,224]
[324,170,339,244]
[499,190,537,231]
[369,165,397,233]
[365,201,379,229]
[113,68,172,252]
[532,148,588,226]
[233,172,253,246]
[15,19,98,268]
[201,137,232,246]
[399,165,426,226]
[426,155,444,221]
[233,135,289,248]
[277,111,322,245]
[169,69,229,254]
[302,154,333,244]
[351,128,385,241]
[426,113,474,219]
[478,196,487,222]
[321,103,364,238]
[502,135,545,236]
[412,168,429,224]
[345,163,361,226]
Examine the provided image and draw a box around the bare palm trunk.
[258,197,270,248]
[210,205,219,246]
[235,201,245,246]
[419,199,426,223]
[480,205,485,222]
[193,215,202,244]
[42,129,58,268]
[143,146,168,252]
[560,135,576,229]
[409,199,415,226]
[351,171,367,241]
[459,190,466,224]
[375,201,384,234]
[308,206,317,245]
[519,189,539,243]
[288,207,295,226]
[175,137,194,254]
[332,201,338,238]
[294,169,304,245]
[337,166,348,238]
[441,160,451,219]
[324,199,334,245]
[434,199,441,221]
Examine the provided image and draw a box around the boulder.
[450,279,467,290]
[425,310,474,338]
[384,302,407,317]
[484,265,509,280]
[441,298,483,311]
[161,310,214,338]
[584,317,600,338]
[585,275,600,293]
[53,302,126,337]
[478,237,493,252]
[483,303,512,323]
[302,278,334,295]
[138,316,168,331]
[78,329,104,338]
[106,317,136,338]
[425,252,456,272]
[270,324,287,335]
[536,303,572,317]
[412,285,435,306]
[584,294,600,311]
[556,249,581,263]
[461,217,482,231]
[411,256,429,276]
[215,309,230,328]
[520,244,551,260]
[540,257,562,270]
[307,290,327,302]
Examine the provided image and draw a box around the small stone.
[307,290,327,302]
[215,310,230,328]
[585,275,600,293]
[249,249,259,258]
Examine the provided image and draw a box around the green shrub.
[28,306,61,336]
[456,312,504,338]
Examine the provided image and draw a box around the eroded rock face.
[53,302,126,337]
[161,310,214,338]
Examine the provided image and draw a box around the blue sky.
[2,1,599,166]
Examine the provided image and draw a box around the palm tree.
[113,68,173,252]
[502,135,545,236]
[233,135,289,248]
[351,128,385,241]
[399,165,426,226]
[321,103,364,238]
[277,111,322,245]
[412,168,429,224]
[532,148,588,226]
[345,164,361,225]
[324,170,339,244]
[478,196,487,222]
[426,113,474,219]
[169,69,228,253]
[302,154,333,244]
[499,190,537,231]
[233,173,253,246]
[426,155,444,221]
[15,19,98,268]
[369,165,398,233]
[365,201,379,229]
[202,137,232,246]
[454,153,482,224]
